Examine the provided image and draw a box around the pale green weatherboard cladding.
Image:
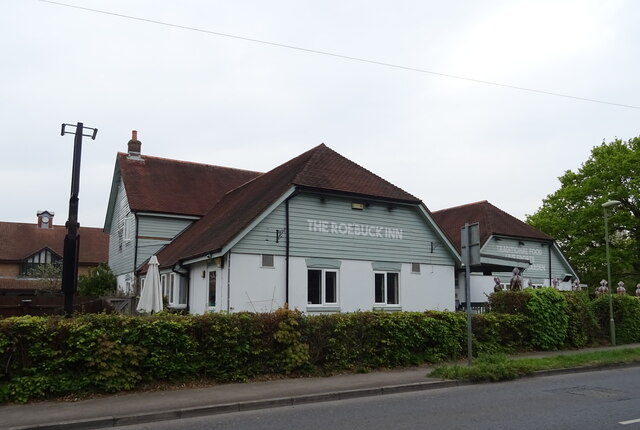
[482,237,572,282]
[107,180,136,276]
[233,193,454,265]
[136,215,193,267]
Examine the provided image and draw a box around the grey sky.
[1,0,638,228]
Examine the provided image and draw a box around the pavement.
[3,343,640,430]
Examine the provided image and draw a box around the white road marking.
[620,418,640,425]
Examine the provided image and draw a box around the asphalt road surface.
[116,366,640,430]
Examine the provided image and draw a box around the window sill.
[306,305,341,313]
[168,304,187,310]
[373,305,402,312]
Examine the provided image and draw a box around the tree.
[31,262,63,293]
[527,136,640,291]
[77,263,117,296]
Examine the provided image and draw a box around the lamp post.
[602,199,621,346]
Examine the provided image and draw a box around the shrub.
[472,313,531,354]
[77,263,117,296]
[591,295,640,344]
[562,291,599,348]
[525,288,568,350]
[488,290,530,314]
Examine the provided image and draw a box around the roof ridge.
[117,152,261,174]
[433,200,489,213]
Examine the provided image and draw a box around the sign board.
[460,222,481,266]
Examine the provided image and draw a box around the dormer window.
[20,248,62,276]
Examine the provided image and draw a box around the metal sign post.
[60,122,98,316]
[461,222,480,365]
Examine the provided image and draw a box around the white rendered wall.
[289,257,455,313]
[457,273,496,303]
[228,253,287,313]
[457,273,575,304]
[187,253,455,314]
[188,262,209,315]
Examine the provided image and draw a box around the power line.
[40,0,640,110]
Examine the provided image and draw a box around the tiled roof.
[155,144,420,269]
[432,200,552,252]
[117,152,261,216]
[0,278,40,290]
[0,222,108,264]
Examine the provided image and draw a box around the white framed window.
[123,215,133,242]
[411,263,421,274]
[307,269,338,305]
[166,272,187,308]
[208,271,216,308]
[261,254,274,268]
[374,272,399,305]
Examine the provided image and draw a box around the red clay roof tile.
[117,153,261,216]
[0,222,108,265]
[154,144,420,269]
[432,200,551,252]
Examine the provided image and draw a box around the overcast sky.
[2,0,639,229]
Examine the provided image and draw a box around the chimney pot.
[127,130,142,159]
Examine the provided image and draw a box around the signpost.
[461,222,480,365]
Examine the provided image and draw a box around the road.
[116,366,640,430]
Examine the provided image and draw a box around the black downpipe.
[133,215,139,294]
[285,198,290,306]
[548,241,552,284]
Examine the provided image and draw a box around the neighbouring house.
[432,200,579,307]
[103,131,261,294]
[105,133,461,314]
[0,210,109,292]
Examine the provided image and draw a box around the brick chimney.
[127,130,142,159]
[37,210,54,229]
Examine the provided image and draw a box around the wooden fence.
[0,295,113,317]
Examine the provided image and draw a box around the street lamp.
[602,199,622,346]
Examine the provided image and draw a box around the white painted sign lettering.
[306,219,403,240]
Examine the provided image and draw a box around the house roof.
[116,152,262,216]
[154,144,421,269]
[432,200,552,253]
[0,222,108,264]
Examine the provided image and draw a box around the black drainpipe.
[133,215,139,294]
[548,241,552,284]
[285,197,290,306]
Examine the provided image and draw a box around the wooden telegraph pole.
[60,122,98,316]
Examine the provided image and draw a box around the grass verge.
[428,348,640,382]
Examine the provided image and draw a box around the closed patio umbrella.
[136,255,163,314]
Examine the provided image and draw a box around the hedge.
[2,289,637,403]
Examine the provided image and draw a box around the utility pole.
[60,122,98,316]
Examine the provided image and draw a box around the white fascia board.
[103,163,121,233]
[418,204,462,264]
[552,241,579,278]
[181,187,297,267]
[136,212,200,220]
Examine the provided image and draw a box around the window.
[411,263,421,273]
[208,271,216,307]
[374,272,399,305]
[165,273,186,307]
[123,215,133,242]
[19,249,61,276]
[307,269,338,305]
[161,274,167,298]
[261,254,274,268]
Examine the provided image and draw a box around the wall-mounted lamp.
[201,270,206,278]
[351,202,365,210]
